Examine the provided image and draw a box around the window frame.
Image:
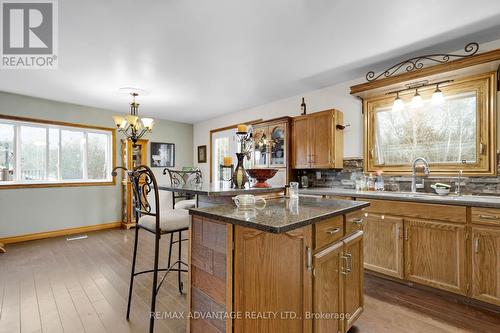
[0,114,116,189]
[363,71,497,176]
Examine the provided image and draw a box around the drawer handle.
[326,227,342,235]
[479,214,500,220]
[340,254,351,275]
[306,246,312,271]
[474,238,480,253]
[352,218,364,225]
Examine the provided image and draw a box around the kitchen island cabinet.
[188,196,369,332]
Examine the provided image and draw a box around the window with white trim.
[0,117,114,186]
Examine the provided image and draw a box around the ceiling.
[2,0,500,124]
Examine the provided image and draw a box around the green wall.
[0,91,193,238]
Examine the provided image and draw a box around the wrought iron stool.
[113,165,189,333]
[163,168,202,209]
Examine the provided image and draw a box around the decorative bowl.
[246,168,279,188]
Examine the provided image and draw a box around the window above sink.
[364,72,497,176]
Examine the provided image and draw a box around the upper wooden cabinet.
[291,109,344,169]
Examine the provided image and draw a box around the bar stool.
[163,168,202,209]
[113,165,189,333]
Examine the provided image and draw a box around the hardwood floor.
[1,228,499,333]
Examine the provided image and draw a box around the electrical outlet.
[316,171,322,179]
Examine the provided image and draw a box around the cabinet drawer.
[471,207,500,226]
[345,209,366,235]
[362,199,466,223]
[314,216,343,250]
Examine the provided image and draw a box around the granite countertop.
[158,182,284,196]
[299,188,500,208]
[189,196,369,233]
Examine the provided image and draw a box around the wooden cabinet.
[234,226,313,333]
[313,231,363,333]
[120,139,148,229]
[313,242,343,333]
[291,109,343,169]
[471,226,500,306]
[363,213,404,279]
[342,231,364,332]
[251,117,291,186]
[404,219,468,295]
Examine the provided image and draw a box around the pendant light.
[113,90,154,145]
[392,92,405,111]
[431,84,445,105]
[411,89,423,108]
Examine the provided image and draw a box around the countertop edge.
[189,201,370,234]
[300,189,500,208]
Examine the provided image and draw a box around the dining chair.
[113,165,189,333]
[163,168,202,209]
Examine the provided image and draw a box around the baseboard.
[0,221,122,245]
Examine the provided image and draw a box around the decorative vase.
[232,153,248,189]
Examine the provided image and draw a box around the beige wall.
[0,91,193,238]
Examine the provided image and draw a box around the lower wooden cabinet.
[313,231,363,333]
[342,232,364,332]
[404,219,468,295]
[234,226,313,333]
[363,214,404,279]
[471,226,500,306]
[313,242,343,333]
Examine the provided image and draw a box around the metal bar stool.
[113,165,189,333]
[163,168,202,209]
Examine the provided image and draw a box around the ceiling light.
[392,92,405,111]
[431,85,445,105]
[113,91,153,145]
[411,89,423,108]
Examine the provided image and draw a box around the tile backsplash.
[293,156,500,196]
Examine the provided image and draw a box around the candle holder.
[232,131,253,189]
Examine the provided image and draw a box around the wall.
[193,39,500,180]
[0,91,193,238]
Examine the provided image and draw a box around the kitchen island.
[188,196,369,333]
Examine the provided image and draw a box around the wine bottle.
[300,97,306,115]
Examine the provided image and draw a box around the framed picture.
[151,142,175,167]
[198,145,207,163]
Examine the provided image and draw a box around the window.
[0,115,115,187]
[364,72,496,175]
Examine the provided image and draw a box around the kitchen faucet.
[411,157,430,193]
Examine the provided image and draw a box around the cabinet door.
[471,226,500,306]
[252,126,269,167]
[343,231,364,332]
[270,123,287,167]
[234,225,313,333]
[363,214,404,279]
[313,242,343,333]
[292,117,310,168]
[309,112,333,168]
[404,219,468,295]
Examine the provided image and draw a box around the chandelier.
[113,92,154,145]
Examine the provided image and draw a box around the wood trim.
[0,113,116,132]
[225,224,233,333]
[350,47,500,95]
[0,221,122,244]
[208,118,262,181]
[0,115,117,188]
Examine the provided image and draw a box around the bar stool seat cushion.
[174,199,196,210]
[139,208,190,233]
